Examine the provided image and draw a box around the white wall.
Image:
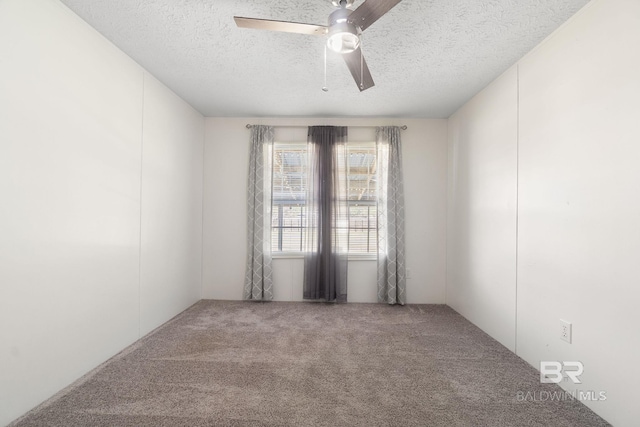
[0,1,204,425]
[517,0,640,424]
[203,118,447,303]
[447,66,518,351]
[140,74,204,335]
[447,0,640,424]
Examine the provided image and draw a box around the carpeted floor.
[11,300,609,426]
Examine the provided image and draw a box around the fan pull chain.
[322,44,329,92]
[360,33,364,90]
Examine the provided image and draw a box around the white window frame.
[270,141,377,260]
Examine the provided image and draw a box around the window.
[271,143,307,252]
[270,142,377,255]
[346,143,377,254]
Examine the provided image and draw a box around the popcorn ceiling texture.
[59,0,591,117]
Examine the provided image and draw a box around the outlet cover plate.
[560,319,572,343]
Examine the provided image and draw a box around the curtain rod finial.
[401,125,407,130]
[246,124,252,129]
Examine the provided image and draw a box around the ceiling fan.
[234,0,403,92]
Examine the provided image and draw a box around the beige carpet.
[11,300,609,426]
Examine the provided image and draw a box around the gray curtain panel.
[243,125,274,301]
[376,126,406,305]
[303,126,349,302]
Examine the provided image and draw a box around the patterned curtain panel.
[376,126,406,305]
[303,126,349,302]
[244,125,274,301]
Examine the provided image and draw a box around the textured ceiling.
[59,0,591,118]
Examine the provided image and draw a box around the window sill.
[272,253,376,261]
[347,254,377,261]
[272,253,304,259]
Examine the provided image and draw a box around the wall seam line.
[444,120,449,305]
[515,64,520,355]
[138,72,145,338]
[200,122,205,300]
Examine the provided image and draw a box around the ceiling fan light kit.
[234,0,403,91]
[327,27,360,54]
[327,7,361,54]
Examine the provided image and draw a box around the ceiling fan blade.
[342,47,375,91]
[234,17,328,36]
[348,0,403,32]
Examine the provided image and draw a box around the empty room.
[1,0,638,425]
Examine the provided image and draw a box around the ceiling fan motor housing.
[329,6,355,27]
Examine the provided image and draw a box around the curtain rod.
[245,124,408,130]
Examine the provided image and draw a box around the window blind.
[270,142,377,254]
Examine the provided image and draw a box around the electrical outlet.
[405,268,412,279]
[560,319,572,343]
